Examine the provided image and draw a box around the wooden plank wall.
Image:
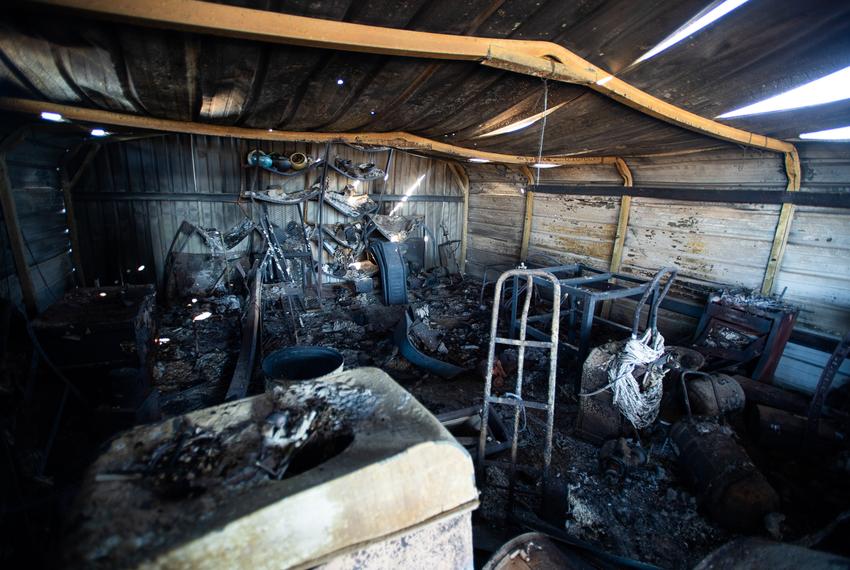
[464,144,850,336]
[1,134,76,311]
[73,134,462,288]
[464,164,527,277]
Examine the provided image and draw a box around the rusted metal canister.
[686,372,746,416]
[671,419,779,532]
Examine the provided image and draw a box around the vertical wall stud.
[761,150,802,295]
[608,159,634,273]
[519,165,534,262]
[602,160,634,319]
[447,161,469,274]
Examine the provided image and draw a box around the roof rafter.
[0,97,627,170]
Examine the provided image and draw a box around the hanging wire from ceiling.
[535,79,549,186]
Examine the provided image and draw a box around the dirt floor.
[146,275,850,569]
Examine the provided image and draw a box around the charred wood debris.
[1,149,848,569]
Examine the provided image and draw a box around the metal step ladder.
[477,266,561,513]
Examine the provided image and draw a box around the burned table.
[507,264,678,391]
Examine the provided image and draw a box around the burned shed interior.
[2,1,850,568]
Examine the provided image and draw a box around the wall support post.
[762,150,802,295]
[602,159,634,319]
[447,162,469,275]
[519,165,535,262]
[610,158,634,272]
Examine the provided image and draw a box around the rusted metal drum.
[671,419,779,532]
[685,372,745,416]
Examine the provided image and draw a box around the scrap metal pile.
[241,147,452,308]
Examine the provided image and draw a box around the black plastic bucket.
[262,346,344,382]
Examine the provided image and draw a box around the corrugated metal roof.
[1,0,848,157]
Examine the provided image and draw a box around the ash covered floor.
[146,275,850,569]
[151,276,727,568]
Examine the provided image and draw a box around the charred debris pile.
[150,217,850,568]
[3,148,848,569]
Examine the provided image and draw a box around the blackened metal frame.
[479,268,560,515]
[508,263,676,392]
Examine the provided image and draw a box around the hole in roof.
[717,65,850,118]
[634,0,750,64]
[476,101,566,138]
[800,125,850,141]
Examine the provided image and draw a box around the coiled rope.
[608,330,668,429]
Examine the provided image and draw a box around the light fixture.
[40,111,64,122]
[98,292,107,297]
[800,125,850,141]
[268,128,273,132]
[477,101,567,138]
[90,128,109,137]
[634,0,750,64]
[370,110,376,115]
[718,65,850,118]
[191,298,198,304]
[137,265,145,271]
[532,163,559,169]
[155,337,171,345]
[468,158,491,163]
[193,311,212,322]
[336,78,344,85]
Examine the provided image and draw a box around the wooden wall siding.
[2,136,75,311]
[74,135,461,287]
[463,145,850,338]
[775,206,850,333]
[75,135,249,288]
[527,194,619,269]
[627,147,787,189]
[537,164,624,186]
[464,164,527,277]
[774,342,850,396]
[621,199,780,290]
[799,143,850,193]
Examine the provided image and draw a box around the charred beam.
[530,185,850,209]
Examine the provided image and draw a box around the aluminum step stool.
[478,267,561,514]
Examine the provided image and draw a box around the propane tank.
[671,419,779,532]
